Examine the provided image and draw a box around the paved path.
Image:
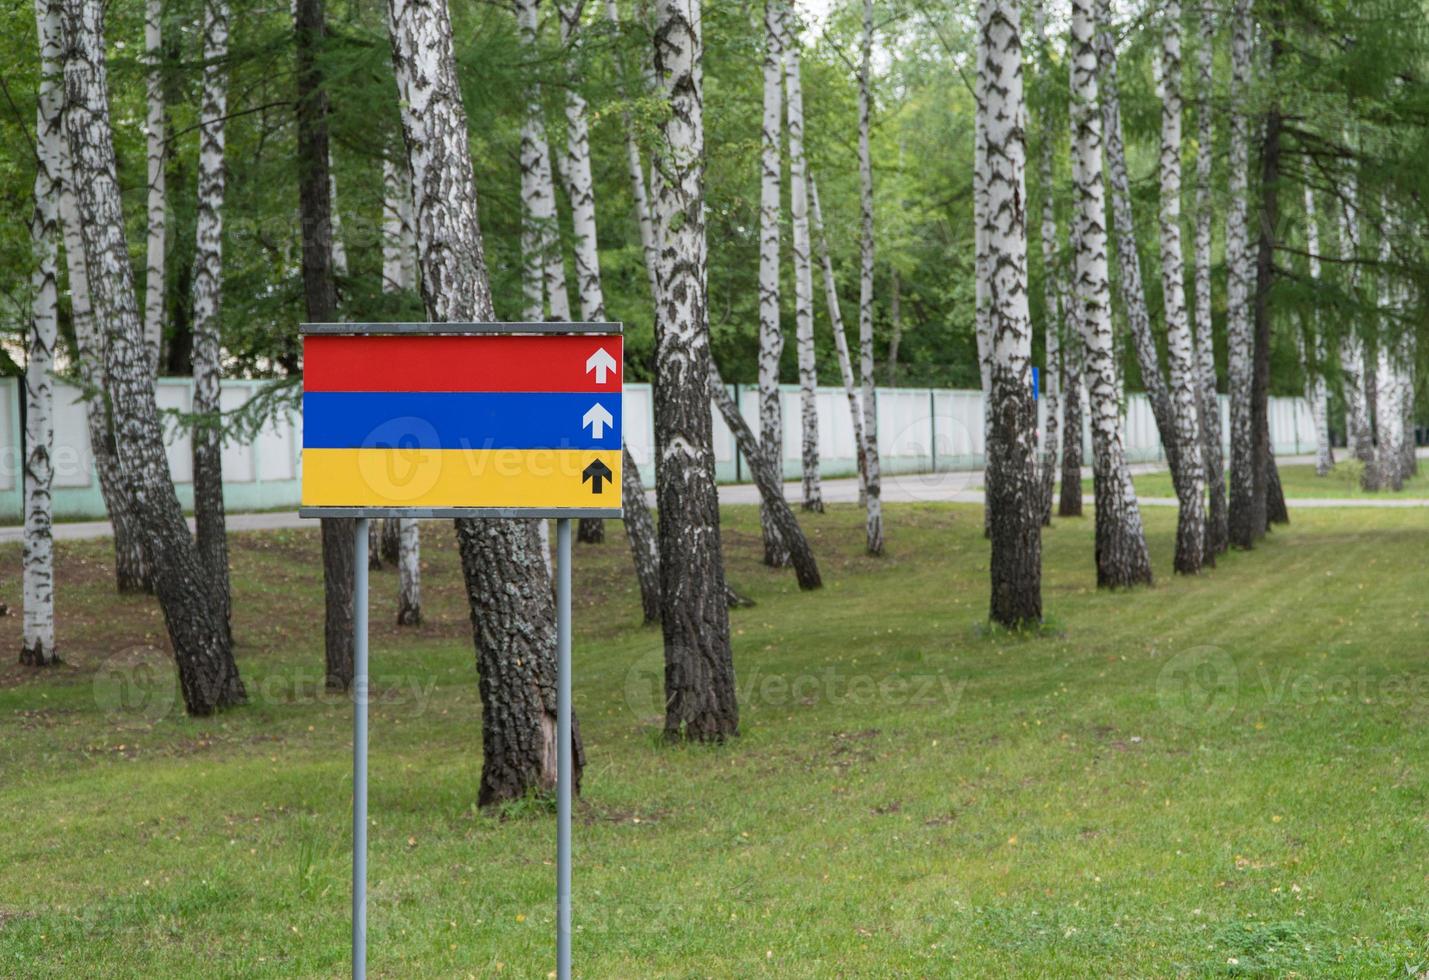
[4,452,1425,544]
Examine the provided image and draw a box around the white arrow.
[585,347,618,384]
[582,402,614,439]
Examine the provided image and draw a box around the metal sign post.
[298,322,623,980]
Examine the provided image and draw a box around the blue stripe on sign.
[302,391,623,450]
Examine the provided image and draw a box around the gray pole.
[353,518,369,980]
[556,518,573,980]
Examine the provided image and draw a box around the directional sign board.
[298,323,624,518]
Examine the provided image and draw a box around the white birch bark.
[59,136,151,594]
[23,0,64,666]
[557,0,604,322]
[1301,185,1333,476]
[1337,173,1374,470]
[1032,0,1060,528]
[1157,0,1205,573]
[328,171,347,277]
[857,0,883,554]
[980,0,1043,624]
[973,43,993,532]
[1225,0,1255,542]
[783,14,821,512]
[386,0,579,800]
[62,0,244,712]
[603,0,660,305]
[143,0,165,377]
[190,0,233,635]
[1070,0,1152,587]
[515,0,571,321]
[650,0,738,739]
[808,176,868,500]
[381,152,421,622]
[1192,0,1226,553]
[1374,205,1404,491]
[757,0,789,566]
[1096,0,1182,488]
[556,0,610,545]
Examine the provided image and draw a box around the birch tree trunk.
[650,0,738,741]
[808,176,868,500]
[190,0,233,639]
[757,0,789,566]
[1337,175,1374,474]
[784,15,822,513]
[62,0,244,713]
[1070,0,1152,588]
[380,153,421,622]
[1250,28,1284,532]
[601,0,687,624]
[973,51,994,539]
[22,0,64,667]
[1224,0,1257,547]
[386,0,582,801]
[143,0,165,376]
[1032,0,1060,528]
[1096,0,1183,489]
[556,0,608,545]
[1400,328,1417,479]
[328,172,348,277]
[1192,0,1227,553]
[710,369,821,590]
[515,0,571,323]
[1374,210,1405,491]
[1059,163,1086,519]
[857,0,883,555]
[979,0,1042,626]
[59,141,151,594]
[1157,0,1206,573]
[1301,186,1333,476]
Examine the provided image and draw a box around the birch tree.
[1157,0,1206,573]
[650,0,738,740]
[143,0,165,376]
[1301,186,1333,476]
[1224,0,1256,547]
[1070,0,1153,588]
[979,0,1043,626]
[386,0,583,801]
[62,0,245,713]
[857,0,883,555]
[22,0,64,667]
[382,154,421,625]
[808,176,868,501]
[973,49,993,537]
[758,0,789,566]
[1032,0,1061,528]
[190,0,234,637]
[784,10,822,513]
[556,0,609,545]
[1096,0,1185,493]
[1337,174,1374,475]
[1192,0,1227,553]
[1374,208,1405,491]
[515,0,571,323]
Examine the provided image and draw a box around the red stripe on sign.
[303,334,623,393]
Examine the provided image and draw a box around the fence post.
[929,389,937,473]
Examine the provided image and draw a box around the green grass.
[1082,461,1429,500]
[2,503,1428,977]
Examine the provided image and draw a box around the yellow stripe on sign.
[302,448,623,509]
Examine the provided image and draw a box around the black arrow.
[582,459,613,494]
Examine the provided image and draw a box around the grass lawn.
[1,503,1427,977]
[1080,461,1429,500]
